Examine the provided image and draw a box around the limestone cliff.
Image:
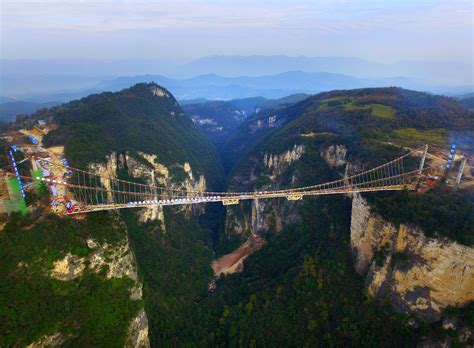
[27,219,150,347]
[89,151,207,225]
[226,144,305,239]
[225,143,349,238]
[263,144,305,178]
[83,149,207,346]
[351,193,474,322]
[321,144,347,168]
[60,235,149,347]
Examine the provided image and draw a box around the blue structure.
[445,144,456,170]
[444,143,456,183]
[8,148,26,198]
[28,135,38,145]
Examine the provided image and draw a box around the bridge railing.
[12,145,430,212]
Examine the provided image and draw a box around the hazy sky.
[1,0,472,64]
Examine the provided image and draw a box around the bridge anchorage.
[6,145,434,214]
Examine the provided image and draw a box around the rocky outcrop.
[351,193,474,322]
[89,152,120,203]
[126,308,150,348]
[50,253,86,281]
[26,332,68,348]
[321,144,347,168]
[223,144,305,274]
[46,229,150,347]
[89,151,207,225]
[150,86,169,98]
[263,144,305,178]
[225,199,292,238]
[226,144,305,239]
[250,114,286,132]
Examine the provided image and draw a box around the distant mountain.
[181,94,310,145]
[0,96,18,103]
[90,72,431,101]
[0,100,59,122]
[457,93,474,99]
[178,98,210,105]
[180,55,472,85]
[458,97,474,111]
[2,56,471,102]
[0,73,106,96]
[180,55,382,78]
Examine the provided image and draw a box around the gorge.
[0,83,472,347]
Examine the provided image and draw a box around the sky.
[0,0,473,65]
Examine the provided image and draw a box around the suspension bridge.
[6,145,434,214]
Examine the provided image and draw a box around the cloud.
[2,0,470,33]
[1,0,471,64]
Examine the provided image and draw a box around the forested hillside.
[0,213,142,347]
[38,83,223,186]
[1,85,472,346]
[458,95,474,111]
[1,84,226,346]
[194,87,474,346]
[223,88,473,244]
[128,87,473,345]
[181,94,309,146]
[222,87,472,172]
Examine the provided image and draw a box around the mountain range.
[2,55,471,83]
[1,55,472,105]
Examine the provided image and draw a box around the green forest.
[1,86,473,346]
[37,83,224,188]
[0,213,141,347]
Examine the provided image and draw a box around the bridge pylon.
[418,144,428,175]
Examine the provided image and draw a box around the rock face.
[226,144,305,239]
[26,332,67,348]
[221,144,305,275]
[83,150,210,346]
[50,253,86,281]
[126,308,150,348]
[150,86,170,98]
[263,144,305,178]
[46,226,150,347]
[225,198,295,239]
[351,193,474,322]
[89,151,207,225]
[321,144,347,168]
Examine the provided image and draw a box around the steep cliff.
[89,150,207,224]
[214,87,473,346]
[47,230,150,347]
[0,214,146,347]
[225,144,306,241]
[351,193,474,323]
[2,83,223,347]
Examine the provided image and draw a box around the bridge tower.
[418,144,428,175]
[454,157,466,191]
